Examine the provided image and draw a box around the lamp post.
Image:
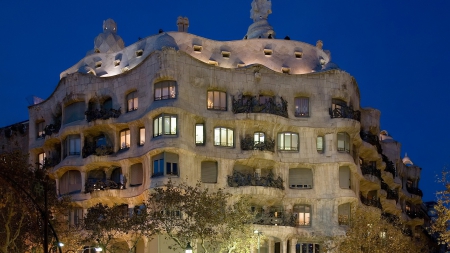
[254,230,262,253]
[185,242,193,253]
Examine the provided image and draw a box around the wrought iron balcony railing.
[85,108,121,122]
[381,212,400,226]
[360,131,383,153]
[43,121,61,136]
[82,143,113,158]
[85,179,124,193]
[406,186,423,197]
[42,156,60,169]
[360,193,382,209]
[361,163,382,181]
[227,170,284,190]
[231,95,288,118]
[240,136,275,152]
[329,105,361,121]
[382,155,397,178]
[381,181,399,202]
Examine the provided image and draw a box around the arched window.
[127,91,138,112]
[154,80,176,100]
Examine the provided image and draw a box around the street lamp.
[82,246,102,252]
[254,230,262,253]
[185,242,193,253]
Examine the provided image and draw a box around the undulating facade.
[1,1,429,252]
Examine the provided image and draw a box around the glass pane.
[172,163,178,175]
[337,140,345,151]
[153,119,159,136]
[140,128,145,145]
[207,92,213,109]
[170,117,177,134]
[317,136,323,151]
[196,124,204,144]
[285,134,292,150]
[158,116,162,136]
[134,98,138,109]
[214,128,221,145]
[164,116,170,134]
[155,86,161,100]
[153,160,158,174]
[214,92,220,109]
[166,162,171,174]
[227,129,233,147]
[221,128,227,146]
[220,92,226,109]
[278,133,284,150]
[128,99,133,111]
[169,85,176,98]
[162,86,169,99]
[125,130,130,146]
[159,159,164,174]
[292,134,298,150]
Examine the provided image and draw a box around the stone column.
[268,239,274,253]
[80,171,86,194]
[282,240,287,253]
[290,239,297,253]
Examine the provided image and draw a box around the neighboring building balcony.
[231,95,288,118]
[360,192,382,209]
[361,163,382,181]
[329,105,361,121]
[360,131,382,153]
[406,186,423,197]
[227,170,284,190]
[85,107,121,122]
[381,181,398,202]
[240,136,275,152]
[382,155,397,178]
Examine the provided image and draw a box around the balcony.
[360,131,382,153]
[82,143,114,158]
[381,181,398,202]
[382,155,397,178]
[42,156,61,169]
[360,192,382,209]
[329,105,361,121]
[361,163,382,181]
[231,95,288,118]
[381,212,400,226]
[85,179,124,193]
[240,136,275,152]
[85,108,121,122]
[227,170,284,190]
[406,186,423,197]
[42,121,61,137]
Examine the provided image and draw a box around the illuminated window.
[317,136,324,153]
[154,81,176,101]
[38,152,46,168]
[295,97,309,117]
[207,91,227,111]
[195,123,205,145]
[337,132,351,153]
[37,121,45,138]
[65,135,81,156]
[294,204,311,226]
[139,128,145,145]
[214,127,234,147]
[120,129,130,149]
[277,132,299,151]
[254,132,265,145]
[127,91,138,112]
[153,114,177,137]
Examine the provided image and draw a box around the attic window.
[295,52,303,59]
[95,61,102,68]
[193,45,203,53]
[281,67,290,74]
[208,60,218,66]
[264,49,273,56]
[122,67,130,73]
[237,63,245,68]
[114,60,121,67]
[135,50,144,57]
[87,70,96,75]
[221,51,231,58]
[320,59,326,65]
[94,48,100,53]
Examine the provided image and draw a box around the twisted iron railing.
[329,105,361,121]
[227,170,284,190]
[406,186,423,197]
[361,163,382,181]
[240,136,275,152]
[382,155,397,178]
[85,108,121,122]
[381,181,398,202]
[360,131,383,153]
[360,192,382,209]
[232,95,288,118]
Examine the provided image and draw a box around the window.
[152,152,179,177]
[65,135,81,156]
[214,127,234,147]
[96,135,107,147]
[254,132,265,145]
[277,132,299,151]
[63,101,85,124]
[259,95,273,105]
[38,152,46,168]
[127,91,138,112]
[154,81,176,100]
[207,91,227,110]
[339,166,351,189]
[337,132,351,153]
[139,128,145,145]
[296,243,320,253]
[195,123,205,145]
[317,136,324,153]
[201,161,218,183]
[102,98,112,111]
[295,97,309,117]
[120,129,130,149]
[69,208,83,228]
[59,170,82,195]
[289,168,313,189]
[294,204,311,226]
[130,163,143,187]
[338,203,351,225]
[37,121,45,138]
[153,114,177,137]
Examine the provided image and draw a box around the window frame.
[36,121,45,139]
[338,203,351,226]
[65,135,81,157]
[154,81,177,101]
[254,132,265,145]
[153,114,178,137]
[120,129,131,149]
[195,123,205,146]
[295,97,310,117]
[126,91,138,112]
[201,161,218,184]
[139,127,145,146]
[213,127,234,147]
[316,136,324,153]
[38,152,46,168]
[277,132,299,151]
[289,168,313,189]
[207,91,227,111]
[337,132,351,153]
[294,204,311,226]
[152,152,179,178]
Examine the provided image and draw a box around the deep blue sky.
[1,1,449,201]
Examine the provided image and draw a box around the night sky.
[1,1,449,202]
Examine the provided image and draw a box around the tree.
[336,206,429,253]
[83,203,153,253]
[146,180,255,253]
[432,168,450,244]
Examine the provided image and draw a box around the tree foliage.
[433,168,450,244]
[146,180,255,253]
[336,206,429,253]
